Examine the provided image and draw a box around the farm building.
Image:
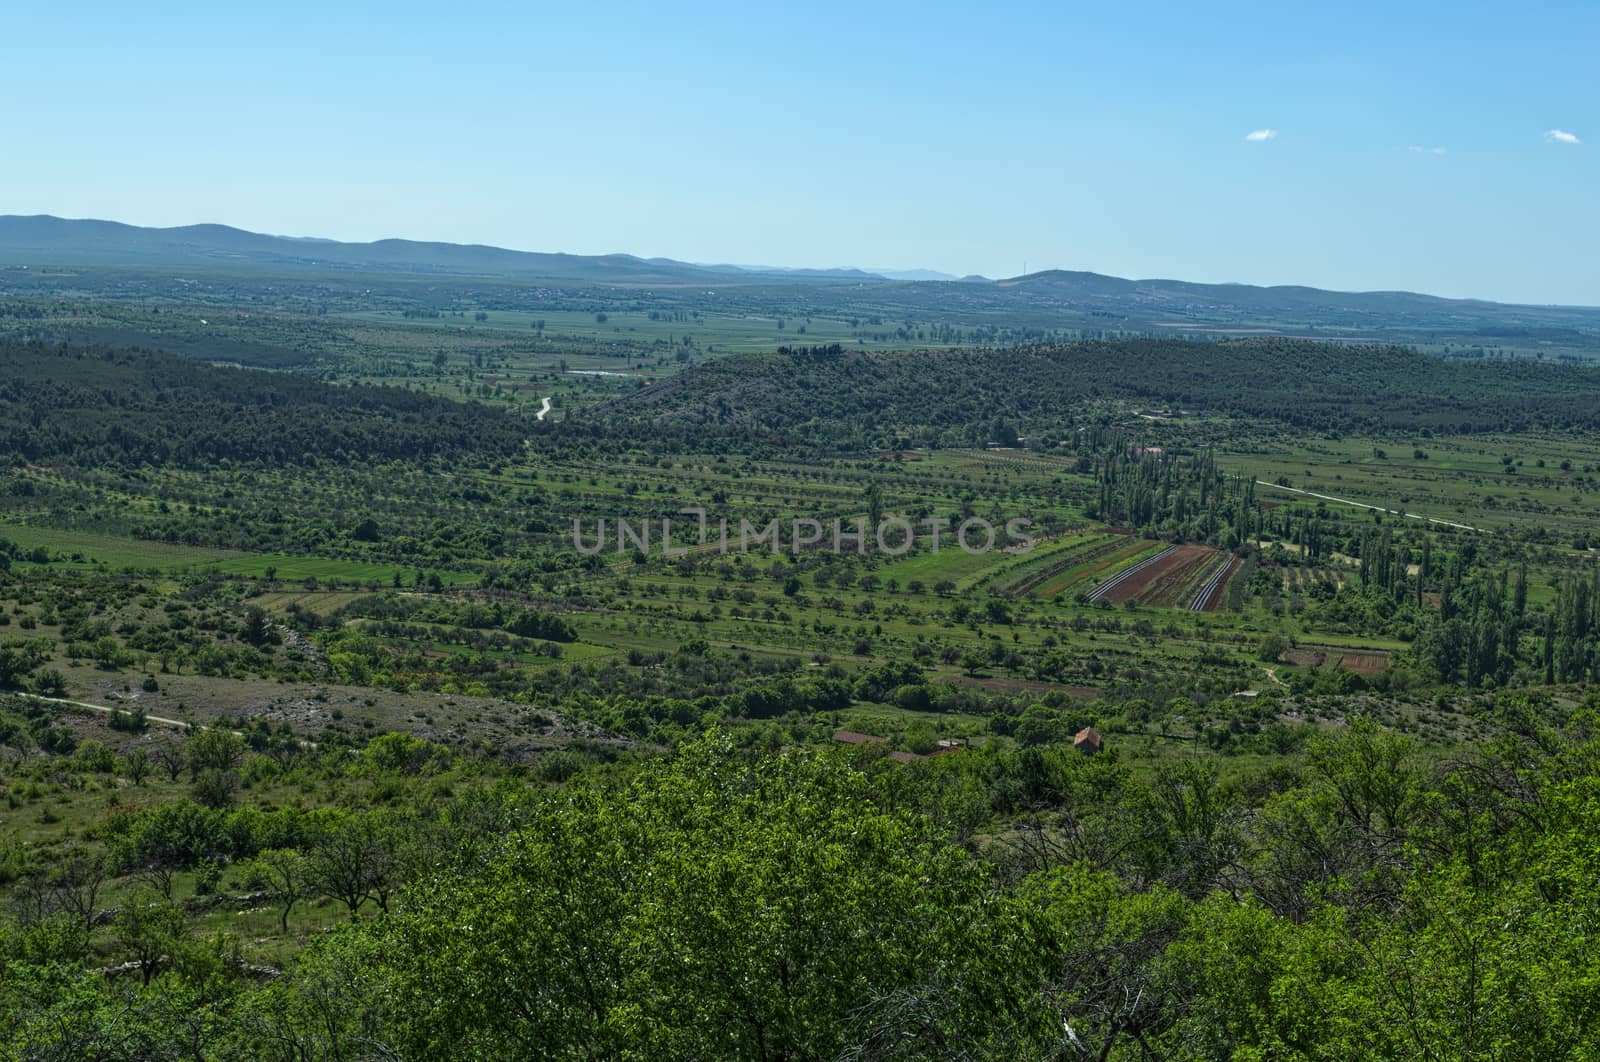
[832,729,883,746]
[1073,727,1103,754]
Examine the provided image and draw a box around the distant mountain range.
[0,215,787,286]
[871,268,990,283]
[989,270,1600,332]
[0,216,1004,286]
[2,216,1597,337]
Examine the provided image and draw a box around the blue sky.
[3,1,1595,303]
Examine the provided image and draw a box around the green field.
[0,524,476,584]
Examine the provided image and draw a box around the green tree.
[241,606,274,647]
[255,849,309,934]
[1257,633,1287,663]
[283,734,1049,1058]
[114,896,188,985]
[187,729,245,779]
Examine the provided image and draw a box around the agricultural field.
[983,532,1149,598]
[1215,429,1600,540]
[0,524,476,586]
[338,306,978,357]
[1089,543,1225,608]
[1191,553,1238,611]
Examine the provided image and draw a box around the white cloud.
[1546,129,1581,144]
[1408,145,1447,155]
[1244,129,1278,142]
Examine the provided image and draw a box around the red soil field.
[1033,537,1154,598]
[1195,556,1239,612]
[1337,652,1390,675]
[1098,544,1220,606]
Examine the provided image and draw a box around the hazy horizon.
[15,211,1600,310]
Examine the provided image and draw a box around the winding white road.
[536,396,552,421]
[1254,480,1482,533]
[11,691,192,729]
[7,691,316,747]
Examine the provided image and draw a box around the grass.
[879,545,1015,588]
[0,525,245,569]
[1217,430,1600,540]
[207,554,474,586]
[0,524,476,586]
[337,308,972,356]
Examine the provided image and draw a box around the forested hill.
[995,269,1600,331]
[0,216,874,286]
[0,342,530,468]
[596,339,1600,447]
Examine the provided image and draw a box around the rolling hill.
[0,215,880,286]
[593,338,1600,447]
[3,215,1598,349]
[993,270,1600,333]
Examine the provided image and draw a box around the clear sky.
[4,1,1595,303]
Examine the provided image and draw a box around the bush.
[1257,634,1288,663]
[191,769,240,810]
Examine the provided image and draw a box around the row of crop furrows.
[1007,535,1164,599]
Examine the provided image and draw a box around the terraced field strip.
[1091,544,1219,607]
[0,524,245,569]
[1086,544,1180,603]
[0,524,475,584]
[1337,652,1391,675]
[1032,537,1163,598]
[1189,554,1238,612]
[950,449,1077,473]
[1116,545,1223,607]
[880,541,1015,591]
[1283,644,1394,673]
[1284,648,1325,668]
[988,532,1114,597]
